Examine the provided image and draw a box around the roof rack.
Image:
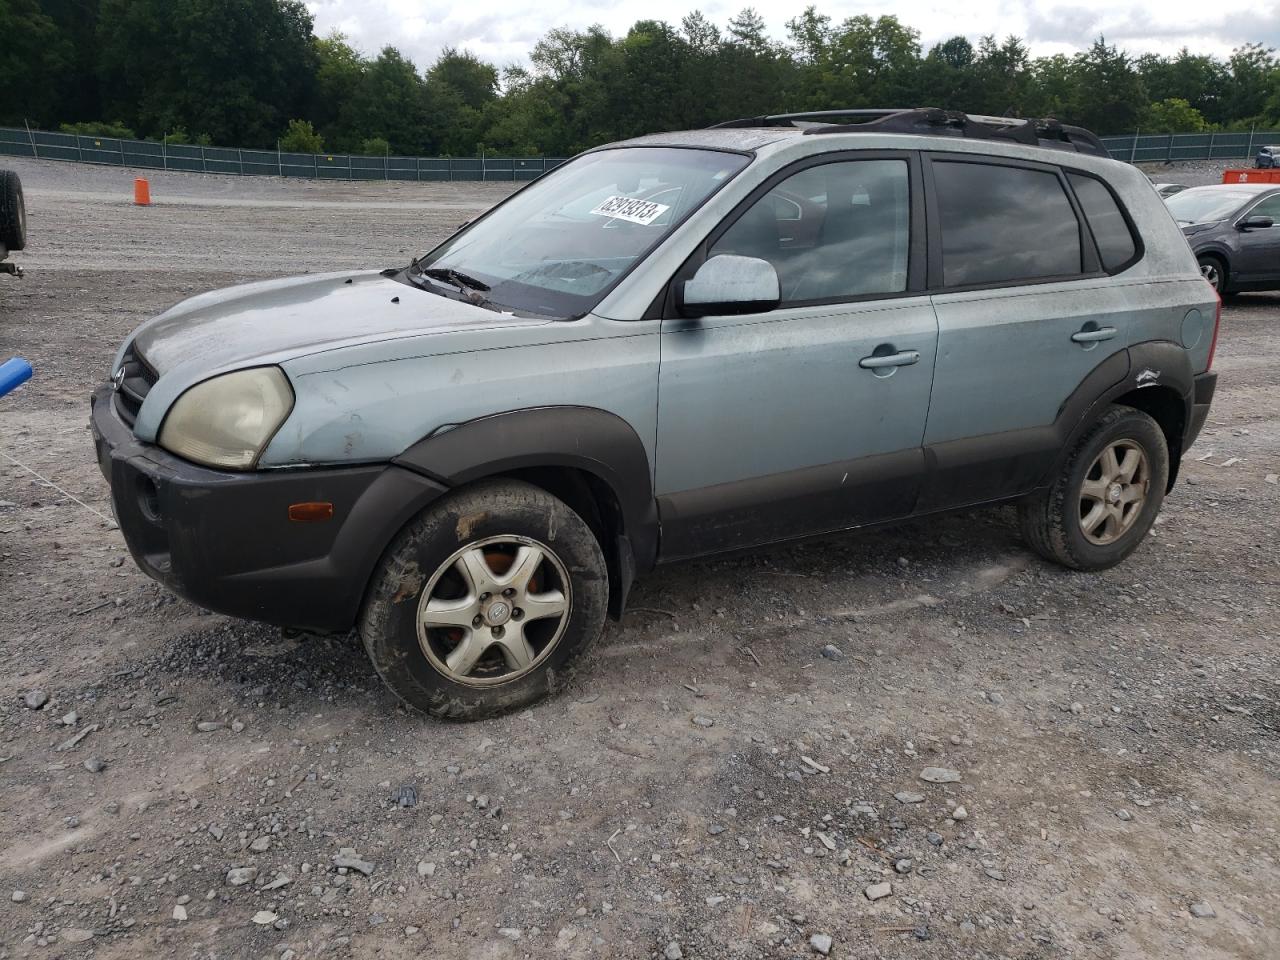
[709,107,1109,159]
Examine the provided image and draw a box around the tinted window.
[934,161,1081,286]
[711,159,909,303]
[1069,174,1137,271]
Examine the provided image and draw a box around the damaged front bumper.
[90,385,446,632]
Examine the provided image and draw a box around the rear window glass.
[934,161,1082,287]
[1069,174,1137,271]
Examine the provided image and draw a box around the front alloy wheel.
[1198,256,1223,292]
[360,479,609,719]
[417,536,571,686]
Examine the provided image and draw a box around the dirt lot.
[1,157,1277,960]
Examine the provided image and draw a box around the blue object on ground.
[0,357,33,397]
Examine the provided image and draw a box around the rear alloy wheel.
[360,479,608,719]
[1018,405,1169,571]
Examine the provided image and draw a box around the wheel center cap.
[1108,482,1123,504]
[484,599,512,626]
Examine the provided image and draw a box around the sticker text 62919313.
[588,195,671,226]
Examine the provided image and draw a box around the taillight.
[1205,284,1222,371]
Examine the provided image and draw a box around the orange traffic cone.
[133,178,151,206]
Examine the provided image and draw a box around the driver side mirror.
[1239,215,1275,231]
[678,254,781,318]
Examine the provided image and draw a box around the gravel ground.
[1,156,1278,960]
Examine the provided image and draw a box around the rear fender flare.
[1049,340,1193,487]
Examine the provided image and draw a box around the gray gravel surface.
[1,157,1278,959]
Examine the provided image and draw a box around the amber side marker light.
[288,502,334,522]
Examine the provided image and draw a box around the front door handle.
[1071,326,1117,344]
[859,350,920,370]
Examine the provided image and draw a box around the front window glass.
[710,159,910,303]
[1166,189,1254,225]
[417,147,748,317]
[1249,195,1280,221]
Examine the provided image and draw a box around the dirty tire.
[360,478,608,720]
[0,170,26,251]
[1018,405,1169,571]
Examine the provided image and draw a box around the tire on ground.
[0,170,26,251]
[1196,253,1226,295]
[1018,405,1169,572]
[359,478,609,720]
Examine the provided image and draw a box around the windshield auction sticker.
[589,195,670,225]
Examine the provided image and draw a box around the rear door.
[920,156,1138,510]
[654,153,939,559]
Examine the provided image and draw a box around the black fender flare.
[392,406,659,573]
[1048,340,1194,489]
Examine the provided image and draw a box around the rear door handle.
[859,350,920,369]
[1071,326,1117,344]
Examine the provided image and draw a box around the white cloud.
[304,0,1270,73]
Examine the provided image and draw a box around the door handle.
[1071,326,1117,344]
[859,350,920,370]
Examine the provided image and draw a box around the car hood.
[128,270,549,377]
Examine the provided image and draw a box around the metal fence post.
[313,152,318,180]
[1130,128,1139,163]
[1207,131,1215,160]
[162,133,168,170]
[1247,125,1255,161]
[119,137,125,167]
[23,118,38,159]
[1167,134,1174,162]
[200,144,207,174]
[238,148,244,175]
[277,141,282,177]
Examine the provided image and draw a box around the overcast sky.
[303,0,1278,74]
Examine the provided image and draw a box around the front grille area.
[112,342,157,428]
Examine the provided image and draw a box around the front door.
[654,154,938,560]
[1234,193,1280,285]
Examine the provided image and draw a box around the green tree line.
[3,0,1280,157]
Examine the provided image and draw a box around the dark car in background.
[1257,146,1279,169]
[1168,184,1280,295]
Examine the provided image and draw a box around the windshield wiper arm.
[420,266,491,293]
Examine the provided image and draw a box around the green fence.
[1100,130,1280,163]
[0,126,568,182]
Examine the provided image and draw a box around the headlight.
[159,367,294,469]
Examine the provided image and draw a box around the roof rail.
[709,109,910,129]
[709,107,1110,159]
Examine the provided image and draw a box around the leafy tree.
[279,118,323,152]
[0,0,74,126]
[1142,98,1208,132]
[360,136,391,156]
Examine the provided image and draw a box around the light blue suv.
[92,109,1220,718]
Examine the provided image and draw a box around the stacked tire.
[1,170,27,253]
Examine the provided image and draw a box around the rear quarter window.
[933,161,1082,287]
[1068,174,1138,272]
